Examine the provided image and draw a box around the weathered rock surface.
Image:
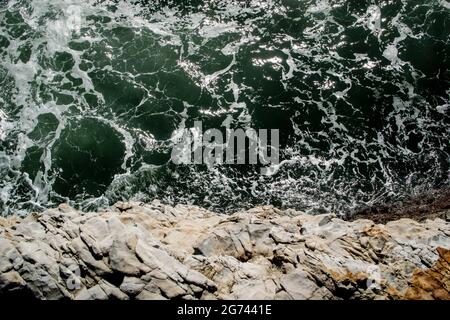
[0,201,449,300]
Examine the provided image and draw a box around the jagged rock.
[135,290,167,300]
[75,285,108,300]
[0,238,20,273]
[182,270,216,291]
[119,277,146,296]
[108,233,146,276]
[0,270,26,291]
[152,278,187,298]
[98,280,129,300]
[231,279,277,299]
[403,247,450,300]
[0,202,448,300]
[71,237,112,275]
[270,226,301,244]
[13,220,46,240]
[79,218,110,257]
[280,269,321,299]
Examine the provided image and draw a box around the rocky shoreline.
[0,201,449,300]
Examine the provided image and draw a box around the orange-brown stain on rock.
[403,247,450,300]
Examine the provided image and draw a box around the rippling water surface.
[0,0,449,215]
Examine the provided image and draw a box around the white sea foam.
[0,0,447,215]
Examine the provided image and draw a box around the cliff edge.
[0,201,449,300]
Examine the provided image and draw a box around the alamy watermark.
[170,121,279,175]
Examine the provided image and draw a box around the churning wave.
[0,0,449,216]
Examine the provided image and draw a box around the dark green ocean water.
[0,0,449,216]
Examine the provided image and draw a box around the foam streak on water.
[0,0,449,216]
